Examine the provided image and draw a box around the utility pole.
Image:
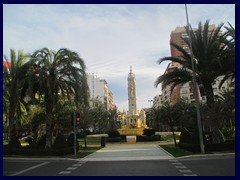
[73,111,77,158]
[185,4,205,153]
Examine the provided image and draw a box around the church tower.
[128,66,137,114]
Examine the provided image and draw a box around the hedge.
[178,141,235,152]
[107,137,122,142]
[137,135,161,142]
[3,146,75,156]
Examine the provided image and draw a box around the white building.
[87,73,115,110]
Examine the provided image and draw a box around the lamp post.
[148,100,153,107]
[185,4,205,153]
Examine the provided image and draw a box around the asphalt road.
[3,156,235,176]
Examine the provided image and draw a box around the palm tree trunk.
[45,114,52,149]
[202,81,222,144]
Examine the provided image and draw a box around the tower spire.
[130,66,132,73]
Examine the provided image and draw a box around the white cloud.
[3,4,235,111]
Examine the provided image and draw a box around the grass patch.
[160,145,194,157]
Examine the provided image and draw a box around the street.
[3,156,235,176]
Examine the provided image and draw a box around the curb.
[176,152,235,159]
[3,157,78,161]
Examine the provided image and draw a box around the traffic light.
[71,112,81,126]
[76,112,80,125]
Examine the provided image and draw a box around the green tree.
[155,20,234,143]
[3,49,30,141]
[158,102,178,146]
[29,48,89,149]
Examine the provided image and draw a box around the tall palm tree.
[155,20,234,107]
[155,20,235,143]
[219,23,235,88]
[3,49,30,141]
[29,48,89,149]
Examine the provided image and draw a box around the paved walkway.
[80,144,175,161]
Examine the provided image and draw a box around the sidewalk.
[80,144,175,161]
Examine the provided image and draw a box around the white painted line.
[179,169,192,173]
[59,171,71,175]
[10,162,50,176]
[77,161,86,163]
[66,167,78,170]
[172,162,182,165]
[72,164,82,167]
[175,166,187,169]
[183,174,198,176]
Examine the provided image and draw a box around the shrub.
[143,128,155,136]
[8,136,22,149]
[221,127,235,140]
[137,135,161,142]
[37,134,46,148]
[107,137,121,142]
[3,147,74,156]
[107,130,120,138]
[205,142,235,152]
[67,133,79,151]
[180,128,191,143]
[52,134,68,149]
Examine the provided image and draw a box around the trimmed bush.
[52,134,68,149]
[120,135,126,142]
[143,128,155,136]
[137,135,161,142]
[3,147,74,156]
[107,130,120,138]
[205,142,235,152]
[8,136,22,149]
[107,137,121,142]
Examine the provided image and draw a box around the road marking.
[179,169,192,173]
[66,167,78,170]
[172,162,182,165]
[77,161,86,163]
[72,164,83,167]
[183,174,198,176]
[59,171,71,175]
[169,160,178,162]
[175,166,187,169]
[10,162,50,176]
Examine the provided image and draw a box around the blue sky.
[3,4,235,111]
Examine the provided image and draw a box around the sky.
[3,4,235,111]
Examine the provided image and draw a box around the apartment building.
[87,73,115,110]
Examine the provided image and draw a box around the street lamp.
[148,100,153,107]
[185,4,205,153]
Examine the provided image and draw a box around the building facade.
[87,73,115,110]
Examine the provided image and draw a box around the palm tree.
[29,48,89,149]
[155,20,234,107]
[155,20,235,143]
[3,49,30,141]
[219,23,235,88]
